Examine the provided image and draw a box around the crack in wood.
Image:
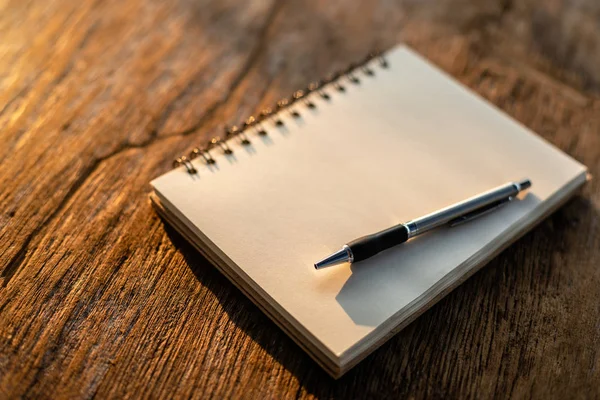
[151,0,284,138]
[0,0,283,288]
[1,233,33,287]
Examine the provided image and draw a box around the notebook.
[150,45,588,378]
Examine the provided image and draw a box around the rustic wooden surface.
[1,0,599,398]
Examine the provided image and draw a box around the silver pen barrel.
[404,179,531,239]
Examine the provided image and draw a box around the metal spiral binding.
[172,50,389,174]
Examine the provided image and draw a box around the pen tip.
[314,247,351,270]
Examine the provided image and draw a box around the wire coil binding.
[172,50,389,174]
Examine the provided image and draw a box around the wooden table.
[2,0,599,397]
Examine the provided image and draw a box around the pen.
[314,179,532,269]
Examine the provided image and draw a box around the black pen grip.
[347,224,409,262]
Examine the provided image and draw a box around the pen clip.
[448,196,514,227]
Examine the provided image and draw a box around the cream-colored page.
[152,46,586,357]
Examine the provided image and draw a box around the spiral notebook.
[150,45,587,377]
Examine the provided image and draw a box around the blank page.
[152,45,586,361]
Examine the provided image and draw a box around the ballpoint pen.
[314,179,532,269]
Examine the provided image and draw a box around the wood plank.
[1,0,599,397]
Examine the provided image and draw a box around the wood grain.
[1,0,599,398]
